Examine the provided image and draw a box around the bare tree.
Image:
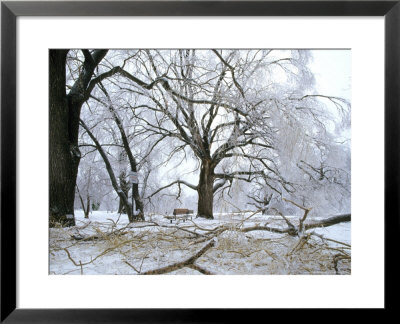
[106,49,349,219]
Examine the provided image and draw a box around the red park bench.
[165,208,194,223]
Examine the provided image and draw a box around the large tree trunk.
[49,50,77,227]
[49,49,109,227]
[197,160,215,219]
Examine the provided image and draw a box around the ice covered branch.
[140,239,216,275]
[146,180,198,200]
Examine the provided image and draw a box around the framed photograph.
[1,0,399,322]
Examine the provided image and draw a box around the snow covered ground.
[49,210,351,275]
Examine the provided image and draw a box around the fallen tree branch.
[333,253,351,275]
[187,263,214,275]
[311,232,351,247]
[282,198,312,233]
[70,221,148,241]
[241,225,290,234]
[141,239,216,275]
[150,221,207,238]
[71,229,129,241]
[287,233,311,256]
[304,214,351,230]
[269,207,296,234]
[240,213,351,235]
[123,260,140,273]
[64,238,137,267]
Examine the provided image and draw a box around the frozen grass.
[49,210,351,275]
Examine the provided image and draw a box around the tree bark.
[49,50,76,227]
[197,160,215,219]
[304,214,351,230]
[49,49,109,227]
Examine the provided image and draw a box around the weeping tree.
[294,135,351,215]
[106,49,350,219]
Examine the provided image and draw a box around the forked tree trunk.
[197,160,215,219]
[49,50,77,227]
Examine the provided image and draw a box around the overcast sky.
[310,50,352,101]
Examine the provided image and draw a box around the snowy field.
[49,210,351,275]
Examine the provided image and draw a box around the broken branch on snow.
[140,239,216,275]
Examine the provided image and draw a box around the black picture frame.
[1,0,399,322]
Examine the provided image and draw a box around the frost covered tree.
[107,49,350,219]
[51,49,350,225]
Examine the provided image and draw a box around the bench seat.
[164,214,193,223]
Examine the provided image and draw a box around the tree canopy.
[51,49,351,226]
